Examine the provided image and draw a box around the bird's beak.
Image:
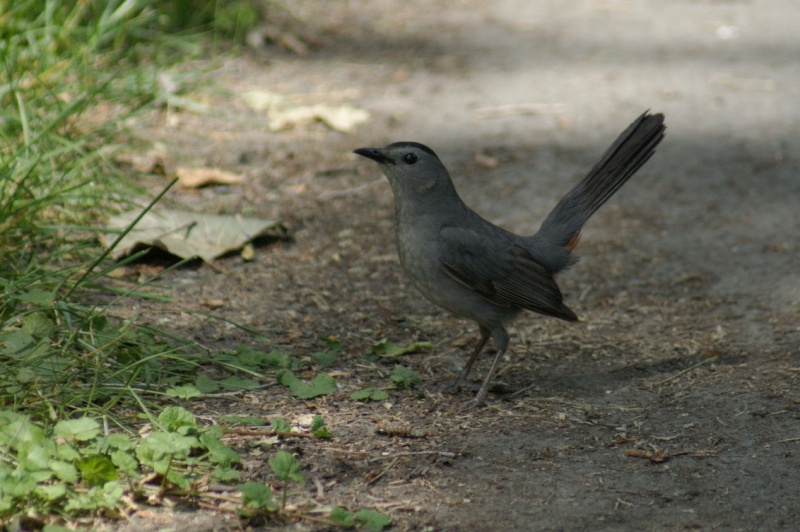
[354,147,392,164]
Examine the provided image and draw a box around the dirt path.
[122,1,799,529]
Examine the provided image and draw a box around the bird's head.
[354,142,458,202]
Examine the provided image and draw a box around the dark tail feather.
[537,111,666,250]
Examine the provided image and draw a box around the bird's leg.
[468,326,509,407]
[456,326,491,384]
[472,347,506,406]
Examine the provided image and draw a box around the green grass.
[0,0,268,524]
[0,0,205,422]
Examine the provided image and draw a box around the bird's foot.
[456,386,490,409]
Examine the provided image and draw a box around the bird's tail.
[532,111,666,271]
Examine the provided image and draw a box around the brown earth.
[111,1,800,530]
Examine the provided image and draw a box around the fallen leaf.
[241,243,255,261]
[624,447,670,463]
[242,89,369,133]
[314,104,370,133]
[241,90,288,111]
[176,167,245,189]
[296,414,316,427]
[268,104,369,133]
[102,209,285,263]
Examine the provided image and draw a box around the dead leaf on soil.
[242,89,370,133]
[102,209,285,263]
[268,104,370,133]
[624,447,669,463]
[175,166,245,189]
[241,90,287,111]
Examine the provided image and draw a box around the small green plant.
[390,365,422,389]
[0,406,239,520]
[269,416,331,439]
[330,507,391,531]
[312,337,341,366]
[268,417,291,434]
[136,407,241,488]
[220,416,266,426]
[229,344,302,371]
[369,338,432,358]
[350,388,390,402]
[278,370,337,399]
[0,412,120,517]
[237,481,278,515]
[311,415,332,439]
[238,448,388,529]
[268,450,304,510]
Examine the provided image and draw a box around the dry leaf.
[242,89,369,133]
[176,167,245,189]
[102,209,285,263]
[268,104,369,133]
[241,243,255,261]
[242,90,288,111]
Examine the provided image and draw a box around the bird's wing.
[438,227,578,321]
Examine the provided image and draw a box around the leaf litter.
[103,209,286,263]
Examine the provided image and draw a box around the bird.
[354,111,666,405]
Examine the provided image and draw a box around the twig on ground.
[367,450,458,462]
[653,356,718,385]
[365,457,399,486]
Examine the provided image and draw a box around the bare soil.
[113,1,800,529]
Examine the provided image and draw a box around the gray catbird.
[354,111,665,405]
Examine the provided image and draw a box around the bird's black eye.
[403,153,418,165]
